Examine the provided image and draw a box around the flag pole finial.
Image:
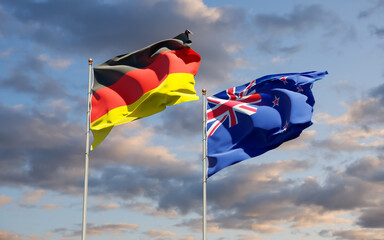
[202,89,206,95]
[88,58,93,65]
[185,29,193,36]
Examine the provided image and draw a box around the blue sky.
[0,0,384,240]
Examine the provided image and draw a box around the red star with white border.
[282,121,288,132]
[297,86,303,92]
[272,96,280,107]
[280,76,288,84]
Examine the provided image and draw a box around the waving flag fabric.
[91,31,201,149]
[207,71,328,177]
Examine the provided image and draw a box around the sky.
[0,0,384,240]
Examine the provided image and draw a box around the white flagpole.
[202,89,207,240]
[82,58,93,240]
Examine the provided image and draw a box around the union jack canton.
[207,80,260,137]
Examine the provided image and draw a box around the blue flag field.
[207,71,328,177]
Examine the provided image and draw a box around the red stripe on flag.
[91,48,200,123]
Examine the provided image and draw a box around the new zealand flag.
[207,71,328,177]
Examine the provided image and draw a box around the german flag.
[90,31,201,149]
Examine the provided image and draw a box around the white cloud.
[0,231,24,240]
[95,125,197,175]
[224,43,244,54]
[318,127,384,151]
[47,99,71,113]
[249,223,284,233]
[127,202,179,218]
[290,208,352,228]
[332,228,384,240]
[0,195,13,206]
[20,189,45,205]
[91,201,120,211]
[271,56,289,63]
[331,79,356,93]
[234,57,251,69]
[41,203,62,210]
[146,229,178,238]
[38,54,71,70]
[316,97,384,125]
[280,130,316,150]
[86,223,139,237]
[0,231,46,240]
[176,0,221,22]
[238,234,261,240]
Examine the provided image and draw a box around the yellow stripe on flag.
[91,73,198,149]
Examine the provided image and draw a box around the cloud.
[175,0,221,22]
[314,82,384,152]
[336,98,384,125]
[172,160,314,233]
[91,202,120,212]
[208,160,310,208]
[175,218,223,234]
[293,156,384,227]
[178,155,384,233]
[314,127,384,152]
[86,223,139,237]
[41,203,63,210]
[251,4,355,54]
[237,234,261,240]
[358,208,384,228]
[1,95,382,235]
[292,175,373,210]
[0,104,86,193]
[91,125,199,177]
[370,25,384,38]
[253,4,329,34]
[0,231,24,240]
[0,102,202,214]
[330,79,357,94]
[223,43,244,54]
[332,229,384,240]
[290,208,352,229]
[0,67,69,101]
[19,189,45,206]
[1,0,244,88]
[0,231,46,240]
[214,192,350,233]
[37,54,72,70]
[178,235,196,240]
[352,83,384,125]
[288,156,384,213]
[57,222,139,238]
[341,157,384,229]
[370,83,384,104]
[271,56,290,63]
[346,156,384,182]
[208,202,349,234]
[154,102,202,138]
[280,130,316,150]
[0,48,12,57]
[125,202,179,218]
[0,93,382,236]
[358,0,384,18]
[0,195,13,206]
[146,229,178,238]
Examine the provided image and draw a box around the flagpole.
[81,58,93,240]
[202,89,207,240]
